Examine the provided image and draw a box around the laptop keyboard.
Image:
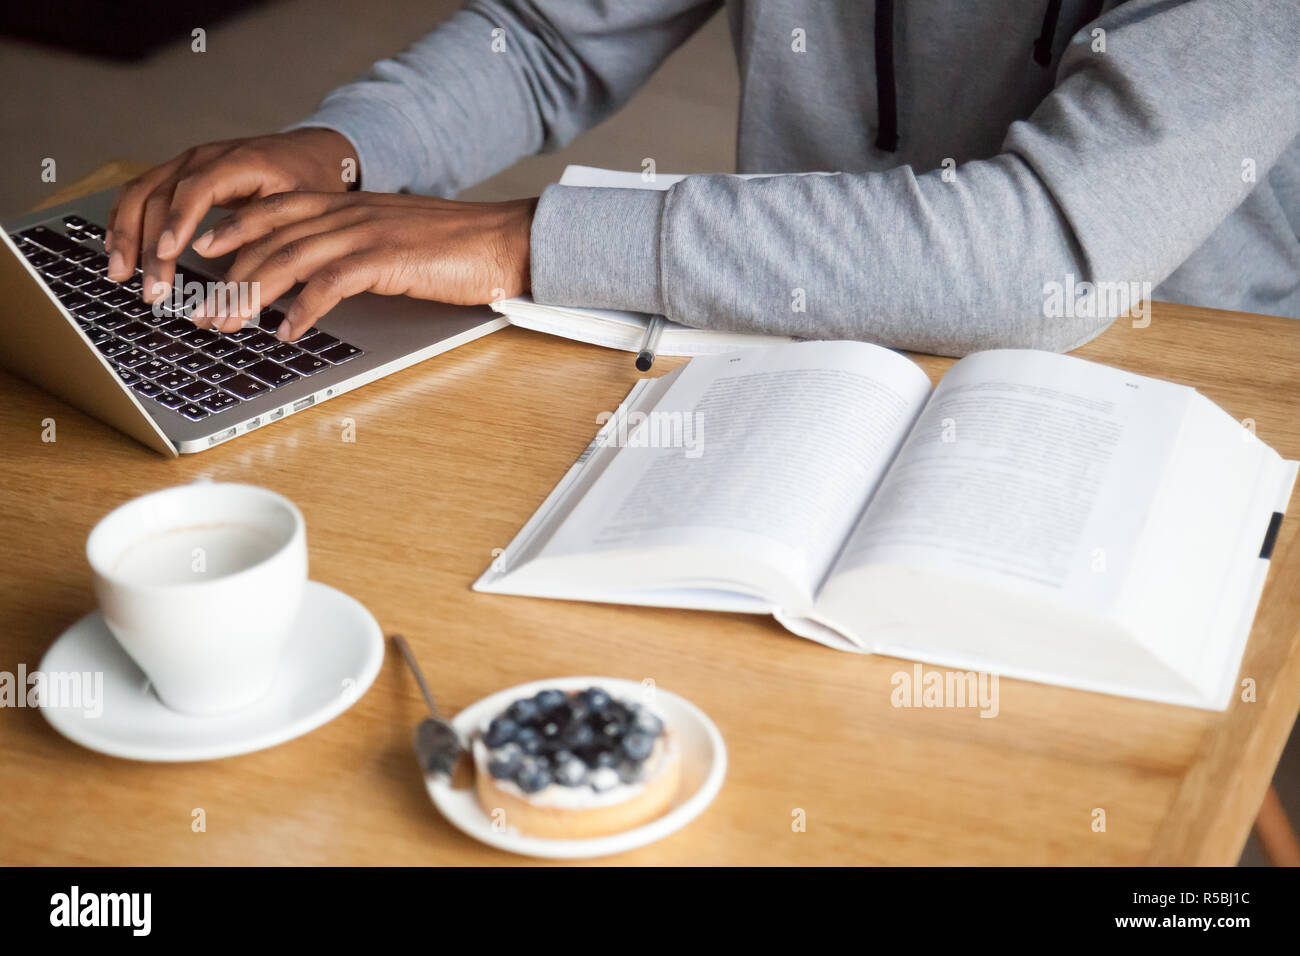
[9,216,364,423]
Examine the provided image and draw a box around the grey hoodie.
[291,0,1300,356]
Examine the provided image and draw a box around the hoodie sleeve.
[286,0,721,197]
[531,0,1300,356]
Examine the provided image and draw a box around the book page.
[824,349,1192,612]
[514,341,932,608]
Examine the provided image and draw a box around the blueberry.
[534,689,567,714]
[621,731,654,761]
[541,721,561,740]
[507,697,542,725]
[553,752,588,787]
[487,743,523,780]
[515,757,553,794]
[484,716,519,748]
[600,720,627,741]
[514,726,543,755]
[578,746,619,770]
[617,760,642,784]
[627,705,663,737]
[561,721,595,749]
[578,687,612,711]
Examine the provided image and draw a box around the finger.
[281,252,389,340]
[221,206,371,286]
[105,154,189,280]
[197,226,367,331]
[140,184,180,303]
[157,160,288,261]
[193,191,356,258]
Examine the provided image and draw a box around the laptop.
[0,189,507,455]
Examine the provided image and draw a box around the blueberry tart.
[473,686,680,838]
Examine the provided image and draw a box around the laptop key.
[224,348,260,369]
[221,374,271,400]
[82,278,117,298]
[116,348,152,368]
[135,360,171,379]
[57,289,88,308]
[155,371,193,391]
[25,249,57,269]
[133,381,164,399]
[244,360,300,388]
[82,253,110,273]
[160,318,193,336]
[102,289,136,309]
[64,247,97,264]
[156,342,193,363]
[137,331,172,351]
[178,327,218,347]
[177,381,217,402]
[242,330,280,352]
[200,392,240,414]
[62,215,89,232]
[61,269,96,288]
[298,330,338,353]
[197,363,237,384]
[318,342,362,364]
[95,311,130,330]
[284,354,329,377]
[154,391,186,410]
[264,343,302,363]
[75,302,112,321]
[84,327,112,345]
[39,260,77,280]
[115,369,140,386]
[177,403,209,421]
[177,353,211,374]
[201,338,240,359]
[115,321,152,340]
[20,225,83,256]
[96,338,130,358]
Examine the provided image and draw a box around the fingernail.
[276,320,292,341]
[156,230,177,259]
[108,251,126,279]
[218,316,244,333]
[193,230,214,253]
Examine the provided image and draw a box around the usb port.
[208,427,237,446]
[292,396,315,412]
[265,407,283,421]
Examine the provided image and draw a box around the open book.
[492,165,795,356]
[475,342,1296,710]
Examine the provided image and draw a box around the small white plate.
[426,676,727,859]
[38,581,384,761]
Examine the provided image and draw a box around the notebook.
[491,165,795,356]
[475,341,1296,710]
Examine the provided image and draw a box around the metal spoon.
[391,634,464,779]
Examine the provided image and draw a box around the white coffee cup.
[86,482,308,716]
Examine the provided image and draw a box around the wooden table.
[2,166,1298,865]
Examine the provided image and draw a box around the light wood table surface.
[2,165,1298,865]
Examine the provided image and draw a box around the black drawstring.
[874,0,898,152]
[1034,0,1064,65]
[1036,0,1106,67]
[875,0,1108,154]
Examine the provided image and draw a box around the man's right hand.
[104,128,359,300]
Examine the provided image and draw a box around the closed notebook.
[475,341,1296,711]
[491,164,795,356]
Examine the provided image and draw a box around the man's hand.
[189,192,537,340]
[105,128,358,297]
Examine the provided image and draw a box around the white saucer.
[426,676,727,859]
[38,581,384,761]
